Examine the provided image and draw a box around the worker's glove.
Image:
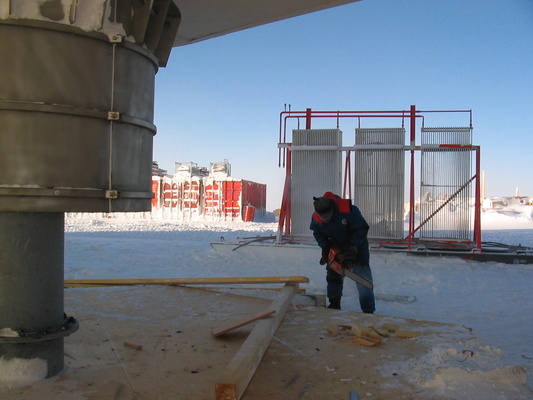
[319,247,330,265]
[338,244,358,266]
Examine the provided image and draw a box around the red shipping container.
[243,205,255,222]
[222,180,242,219]
[152,174,266,221]
[151,178,161,208]
[171,182,179,208]
[204,181,221,216]
[163,181,172,208]
[241,180,266,217]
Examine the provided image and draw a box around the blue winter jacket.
[310,203,370,265]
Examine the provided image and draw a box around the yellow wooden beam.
[64,276,309,288]
[215,283,297,400]
[212,309,276,337]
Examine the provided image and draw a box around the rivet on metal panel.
[105,190,119,199]
[109,34,123,43]
[108,111,121,120]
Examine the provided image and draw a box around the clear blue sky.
[153,0,533,211]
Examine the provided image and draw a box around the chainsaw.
[327,248,374,290]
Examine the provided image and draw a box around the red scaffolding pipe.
[277,146,292,237]
[473,147,482,249]
[408,105,416,250]
[305,108,312,129]
[343,151,352,199]
[277,106,477,247]
[278,108,472,147]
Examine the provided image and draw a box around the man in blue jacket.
[310,192,375,313]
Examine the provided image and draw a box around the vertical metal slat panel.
[354,128,405,239]
[291,129,342,235]
[420,127,472,240]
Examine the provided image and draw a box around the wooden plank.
[65,283,306,293]
[381,323,400,333]
[64,283,105,288]
[214,283,297,400]
[207,287,307,294]
[123,342,143,351]
[351,335,380,347]
[371,326,390,337]
[64,276,309,288]
[395,330,421,338]
[212,309,276,337]
[351,324,382,341]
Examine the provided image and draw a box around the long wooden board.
[214,283,297,400]
[212,309,276,337]
[64,276,309,288]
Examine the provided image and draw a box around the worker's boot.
[327,297,341,310]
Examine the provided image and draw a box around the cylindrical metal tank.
[0,1,180,384]
[0,21,157,213]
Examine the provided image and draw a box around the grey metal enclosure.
[354,128,405,239]
[290,129,343,235]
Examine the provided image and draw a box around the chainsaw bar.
[342,268,374,290]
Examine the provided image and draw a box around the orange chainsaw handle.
[327,248,344,275]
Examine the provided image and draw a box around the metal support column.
[0,212,77,378]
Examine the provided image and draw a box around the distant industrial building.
[151,160,266,221]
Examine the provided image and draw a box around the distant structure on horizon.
[151,159,266,221]
[152,161,168,177]
[482,195,533,210]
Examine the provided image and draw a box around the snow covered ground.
[61,207,533,398]
[3,206,530,396]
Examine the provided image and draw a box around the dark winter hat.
[313,196,334,215]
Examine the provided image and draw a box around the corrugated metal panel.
[354,128,405,239]
[242,180,267,217]
[162,178,172,208]
[420,127,473,240]
[291,129,342,235]
[182,180,201,209]
[204,179,222,217]
[151,177,161,209]
[222,180,242,220]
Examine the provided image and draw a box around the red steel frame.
[277,105,482,251]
